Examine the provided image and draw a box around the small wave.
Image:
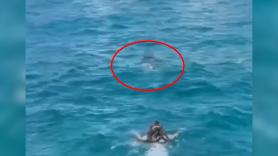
[26,72,41,80]
[175,80,223,97]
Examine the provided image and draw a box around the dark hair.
[154,120,160,125]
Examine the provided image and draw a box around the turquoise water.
[26,0,252,155]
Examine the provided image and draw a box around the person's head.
[154,120,160,125]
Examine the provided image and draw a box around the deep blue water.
[26,0,252,155]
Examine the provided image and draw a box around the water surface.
[26,0,252,155]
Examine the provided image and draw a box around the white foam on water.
[141,63,156,72]
[145,144,168,156]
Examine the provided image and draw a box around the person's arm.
[161,127,170,140]
[147,125,154,140]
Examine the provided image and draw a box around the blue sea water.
[26,0,252,156]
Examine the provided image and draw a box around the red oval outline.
[110,40,186,92]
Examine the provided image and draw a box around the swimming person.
[147,121,169,142]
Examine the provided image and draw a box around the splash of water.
[145,144,168,156]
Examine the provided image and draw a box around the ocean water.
[26,0,252,156]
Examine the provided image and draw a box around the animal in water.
[140,53,162,70]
